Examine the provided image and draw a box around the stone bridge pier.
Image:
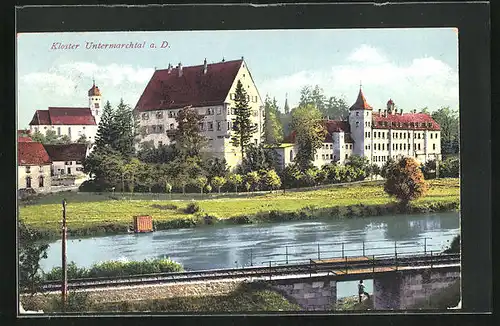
[373,268,460,310]
[265,276,337,311]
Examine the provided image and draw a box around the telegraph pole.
[61,199,68,308]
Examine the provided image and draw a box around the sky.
[17,28,458,129]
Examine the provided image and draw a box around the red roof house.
[43,144,88,162]
[29,107,96,126]
[18,136,33,142]
[135,59,244,112]
[18,142,52,166]
[372,112,440,131]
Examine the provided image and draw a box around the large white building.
[134,58,264,169]
[28,81,102,143]
[276,88,442,169]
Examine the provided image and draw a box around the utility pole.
[61,199,68,309]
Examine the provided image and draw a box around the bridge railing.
[251,238,437,268]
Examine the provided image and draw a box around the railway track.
[33,253,460,293]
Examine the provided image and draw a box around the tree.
[211,176,226,194]
[228,173,243,193]
[203,157,229,180]
[123,158,141,193]
[82,146,124,189]
[30,131,45,143]
[94,101,117,150]
[431,106,459,155]
[245,171,261,192]
[240,143,279,174]
[299,85,327,113]
[282,163,302,191]
[19,220,48,295]
[76,134,90,145]
[290,104,327,171]
[384,157,429,206]
[302,168,318,187]
[380,157,396,179]
[263,95,284,145]
[113,99,139,158]
[137,143,176,164]
[196,176,208,197]
[263,169,281,192]
[345,155,371,173]
[173,106,208,160]
[231,80,257,159]
[324,96,349,120]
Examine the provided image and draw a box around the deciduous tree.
[384,157,429,206]
[19,220,48,295]
[263,169,282,192]
[211,176,226,194]
[228,173,243,193]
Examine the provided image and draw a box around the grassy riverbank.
[19,178,460,240]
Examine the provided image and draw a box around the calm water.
[41,212,459,298]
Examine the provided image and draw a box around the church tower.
[88,79,102,125]
[348,85,373,161]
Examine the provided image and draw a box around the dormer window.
[156,111,163,119]
[142,113,149,120]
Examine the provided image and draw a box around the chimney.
[203,58,207,74]
[378,109,381,115]
[178,62,183,77]
[167,63,172,73]
[384,110,387,117]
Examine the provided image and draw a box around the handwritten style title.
[50,41,169,50]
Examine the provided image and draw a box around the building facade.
[18,141,52,192]
[28,82,102,144]
[134,58,264,169]
[43,144,89,186]
[277,88,441,169]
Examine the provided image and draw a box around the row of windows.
[322,143,333,150]
[369,142,437,151]
[376,121,433,128]
[25,166,44,173]
[146,121,260,134]
[229,93,259,103]
[142,107,262,121]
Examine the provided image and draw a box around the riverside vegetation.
[19,177,459,241]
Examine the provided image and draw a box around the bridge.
[39,238,460,310]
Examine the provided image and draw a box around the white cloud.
[21,72,77,97]
[259,45,459,112]
[347,44,388,65]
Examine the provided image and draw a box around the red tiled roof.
[29,110,51,125]
[18,129,31,135]
[349,89,373,111]
[372,112,441,130]
[134,59,243,112]
[29,108,96,126]
[43,143,87,162]
[325,120,350,142]
[18,136,33,142]
[18,142,52,166]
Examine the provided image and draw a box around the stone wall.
[269,277,337,311]
[373,268,460,310]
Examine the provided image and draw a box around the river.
[41,212,460,298]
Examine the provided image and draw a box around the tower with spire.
[284,93,290,115]
[88,79,102,125]
[348,83,373,160]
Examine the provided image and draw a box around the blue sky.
[17,28,458,128]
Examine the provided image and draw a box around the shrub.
[384,157,429,206]
[184,202,201,214]
[50,291,92,312]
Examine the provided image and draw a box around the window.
[368,132,370,138]
[67,167,71,175]
[345,154,348,159]
[404,144,406,150]
[430,133,433,139]
[382,144,385,150]
[255,139,258,145]
[378,132,381,138]
[25,166,31,173]
[198,122,204,131]
[433,143,436,150]
[217,107,222,115]
[208,122,213,131]
[418,133,421,139]
[168,111,174,118]
[414,144,417,150]
[156,111,163,119]
[142,113,149,120]
[34,127,39,132]
[158,141,163,147]
[418,143,421,150]
[217,121,221,131]
[26,176,31,188]
[366,112,369,116]
[169,123,174,130]
[227,121,230,130]
[57,127,61,136]
[322,154,325,159]
[76,160,82,165]
[39,176,44,187]
[290,151,293,162]
[330,154,333,159]
[378,143,381,150]
[356,121,359,127]
[399,143,402,150]
[246,95,250,101]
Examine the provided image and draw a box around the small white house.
[18,141,52,192]
[43,143,89,186]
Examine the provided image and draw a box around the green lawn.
[19,178,460,234]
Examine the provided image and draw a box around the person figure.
[358,280,370,302]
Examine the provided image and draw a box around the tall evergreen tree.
[283,95,290,115]
[231,80,257,158]
[114,99,138,158]
[94,101,116,150]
